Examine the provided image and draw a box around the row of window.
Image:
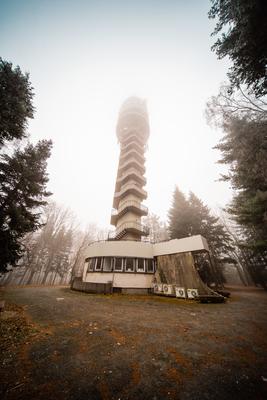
[86,257,155,274]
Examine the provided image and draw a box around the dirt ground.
[0,286,267,400]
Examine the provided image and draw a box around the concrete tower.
[110,97,150,240]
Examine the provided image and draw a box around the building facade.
[81,235,211,296]
[73,97,219,298]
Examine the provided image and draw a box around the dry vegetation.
[0,286,267,400]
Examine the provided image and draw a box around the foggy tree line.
[0,58,107,285]
[0,201,108,286]
[0,190,255,288]
[207,0,267,288]
[206,89,267,288]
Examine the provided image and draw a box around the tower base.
[72,236,224,299]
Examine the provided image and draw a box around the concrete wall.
[155,252,212,295]
[83,271,153,288]
[84,235,208,260]
[84,240,154,259]
[71,277,112,294]
[118,210,141,226]
[153,235,209,256]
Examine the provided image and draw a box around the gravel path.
[1,286,267,400]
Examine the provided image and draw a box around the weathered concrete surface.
[0,286,267,400]
[71,277,113,294]
[156,252,212,295]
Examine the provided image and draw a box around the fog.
[1,0,232,229]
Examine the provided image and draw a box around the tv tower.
[110,97,150,240]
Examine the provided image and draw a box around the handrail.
[114,182,147,199]
[109,221,149,239]
[118,200,148,213]
[87,237,153,246]
[111,200,148,216]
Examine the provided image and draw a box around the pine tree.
[168,188,233,285]
[187,192,210,236]
[0,58,34,146]
[0,140,52,272]
[215,117,267,250]
[188,192,233,259]
[214,116,267,287]
[168,187,232,258]
[209,0,267,97]
[0,58,52,273]
[168,186,192,239]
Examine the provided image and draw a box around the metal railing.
[111,200,148,216]
[114,182,147,201]
[109,221,149,239]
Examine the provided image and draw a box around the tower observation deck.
[110,97,150,241]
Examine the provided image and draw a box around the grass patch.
[0,302,39,353]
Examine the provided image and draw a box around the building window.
[85,256,155,274]
[145,259,154,273]
[95,257,103,271]
[136,258,145,273]
[114,257,123,272]
[103,257,113,272]
[124,257,135,272]
[87,258,95,272]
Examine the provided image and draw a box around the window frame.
[124,257,135,273]
[145,258,154,273]
[136,258,145,273]
[85,256,156,274]
[114,257,123,272]
[102,257,113,272]
[95,257,103,271]
[87,258,95,272]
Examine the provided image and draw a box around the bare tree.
[143,213,169,243]
[218,211,254,286]
[206,84,267,127]
[7,202,78,286]
[71,224,99,279]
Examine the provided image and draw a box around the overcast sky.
[1,0,232,230]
